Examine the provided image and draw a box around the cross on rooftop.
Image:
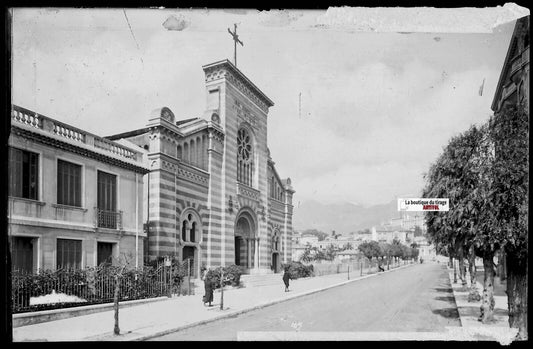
[227,23,244,67]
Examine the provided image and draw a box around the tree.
[423,124,492,316]
[111,253,135,336]
[390,239,404,261]
[299,244,315,263]
[358,241,382,263]
[410,247,420,261]
[343,242,354,251]
[301,229,328,241]
[379,242,392,270]
[324,244,336,261]
[486,106,528,339]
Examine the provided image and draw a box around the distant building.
[299,234,319,246]
[371,226,414,244]
[350,230,373,242]
[335,249,359,262]
[8,105,149,273]
[414,236,436,260]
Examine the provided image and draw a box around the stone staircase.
[240,272,284,288]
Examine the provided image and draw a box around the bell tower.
[201,59,275,272]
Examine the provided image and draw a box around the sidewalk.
[447,267,518,344]
[12,263,413,342]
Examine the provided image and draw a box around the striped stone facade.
[111,59,295,276]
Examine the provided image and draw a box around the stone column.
[247,238,252,269]
[254,238,259,271]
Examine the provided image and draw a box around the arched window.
[190,139,196,165]
[183,143,189,163]
[202,135,208,169]
[181,220,188,241]
[196,136,202,168]
[191,222,196,243]
[237,128,253,187]
[180,210,202,243]
[272,230,280,251]
[177,145,182,159]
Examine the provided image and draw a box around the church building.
[107,59,295,276]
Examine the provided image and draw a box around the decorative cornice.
[11,126,149,174]
[237,182,260,202]
[203,59,274,114]
[177,163,210,187]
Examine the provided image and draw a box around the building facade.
[8,105,148,273]
[371,225,415,244]
[413,236,436,261]
[108,59,295,276]
[491,15,529,115]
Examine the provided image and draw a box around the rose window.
[237,129,252,162]
[237,128,254,186]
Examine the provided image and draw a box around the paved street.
[151,262,459,341]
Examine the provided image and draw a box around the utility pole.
[220,268,224,310]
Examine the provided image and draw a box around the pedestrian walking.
[201,267,213,307]
[282,266,291,292]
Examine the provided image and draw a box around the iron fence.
[311,257,409,277]
[11,264,174,314]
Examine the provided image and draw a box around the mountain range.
[292,199,400,234]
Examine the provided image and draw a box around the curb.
[99,262,416,341]
[446,268,465,328]
[13,296,171,328]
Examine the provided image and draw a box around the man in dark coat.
[201,267,214,306]
[282,267,291,292]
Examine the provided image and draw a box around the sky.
[10,7,524,207]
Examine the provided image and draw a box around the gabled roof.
[105,127,150,140]
[176,117,200,126]
[491,16,530,111]
[202,59,274,108]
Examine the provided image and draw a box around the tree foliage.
[485,107,528,260]
[423,124,496,257]
[423,108,528,258]
[358,241,382,260]
[421,106,528,337]
[301,229,329,241]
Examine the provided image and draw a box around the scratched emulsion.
[314,4,529,33]
[162,15,189,31]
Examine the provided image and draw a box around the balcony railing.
[11,105,141,163]
[96,209,123,230]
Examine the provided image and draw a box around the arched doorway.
[179,209,202,278]
[271,229,281,273]
[272,252,280,273]
[235,209,257,271]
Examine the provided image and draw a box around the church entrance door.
[272,252,280,273]
[182,246,195,277]
[235,211,256,271]
[235,237,241,265]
